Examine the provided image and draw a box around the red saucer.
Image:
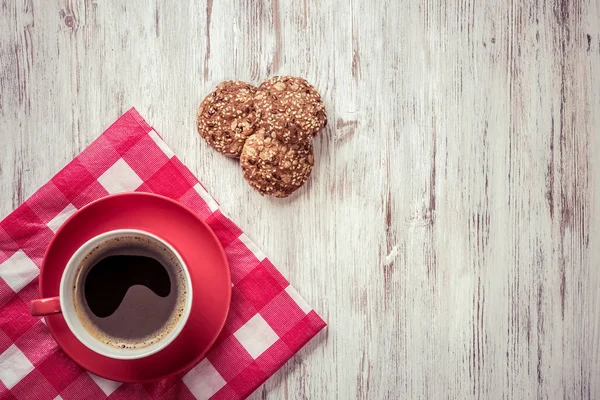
[40,193,231,382]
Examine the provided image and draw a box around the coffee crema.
[72,235,188,350]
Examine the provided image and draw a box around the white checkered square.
[234,314,279,359]
[97,158,143,194]
[0,250,39,292]
[47,203,77,233]
[193,183,219,212]
[285,285,312,314]
[0,344,34,389]
[148,130,175,159]
[88,373,121,396]
[182,358,226,400]
[238,233,266,261]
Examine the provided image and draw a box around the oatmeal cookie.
[253,76,327,144]
[240,130,315,198]
[197,81,258,157]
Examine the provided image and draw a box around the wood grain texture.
[1,0,599,398]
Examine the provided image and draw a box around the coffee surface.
[85,255,171,317]
[73,235,187,350]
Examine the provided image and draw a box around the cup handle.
[31,297,61,316]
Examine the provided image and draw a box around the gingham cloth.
[0,108,325,400]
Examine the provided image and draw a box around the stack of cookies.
[197,77,327,198]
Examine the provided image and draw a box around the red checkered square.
[0,382,15,400]
[224,241,261,284]
[134,183,152,193]
[178,187,214,221]
[14,322,57,366]
[0,204,45,247]
[9,369,57,400]
[71,181,109,209]
[206,213,242,249]
[259,259,289,288]
[0,280,17,308]
[156,383,196,400]
[76,135,121,178]
[236,264,284,311]
[223,286,258,333]
[207,335,254,381]
[25,181,70,223]
[20,227,53,267]
[107,383,149,399]
[0,227,19,265]
[144,161,194,199]
[122,135,171,180]
[126,107,152,130]
[143,374,181,399]
[51,159,96,202]
[0,296,37,341]
[227,362,267,399]
[259,290,306,337]
[212,213,242,239]
[102,111,147,155]
[280,311,326,353]
[37,350,83,392]
[15,280,40,304]
[0,328,12,355]
[60,373,106,400]
[254,340,293,376]
[211,326,233,349]
[169,157,201,188]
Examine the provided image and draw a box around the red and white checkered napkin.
[0,108,325,400]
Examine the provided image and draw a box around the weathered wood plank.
[1,0,598,398]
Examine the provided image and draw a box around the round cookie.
[240,130,315,198]
[197,81,258,158]
[254,76,327,144]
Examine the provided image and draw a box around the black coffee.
[72,235,187,350]
[85,255,171,318]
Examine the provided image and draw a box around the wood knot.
[64,15,74,28]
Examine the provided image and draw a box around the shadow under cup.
[60,230,192,360]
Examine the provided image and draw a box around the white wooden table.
[2,1,599,398]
